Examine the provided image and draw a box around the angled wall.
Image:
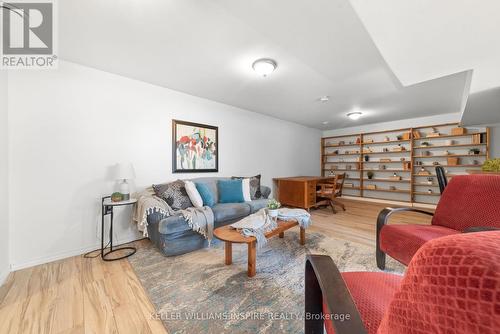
[0,71,9,284]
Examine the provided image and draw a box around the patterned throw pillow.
[232,174,262,200]
[152,180,192,210]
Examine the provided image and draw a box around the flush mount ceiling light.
[322,121,329,125]
[347,111,362,120]
[319,96,330,102]
[252,58,277,77]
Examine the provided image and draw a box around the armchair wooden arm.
[305,255,367,334]
[376,207,434,270]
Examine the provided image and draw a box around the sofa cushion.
[217,179,244,203]
[247,199,269,213]
[195,182,216,207]
[211,203,250,223]
[380,224,458,265]
[153,180,192,210]
[232,174,262,199]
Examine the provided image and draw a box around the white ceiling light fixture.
[347,111,363,120]
[322,121,329,125]
[252,58,277,77]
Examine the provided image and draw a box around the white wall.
[322,113,462,137]
[0,71,9,284]
[8,61,321,269]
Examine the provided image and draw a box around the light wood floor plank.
[0,198,432,333]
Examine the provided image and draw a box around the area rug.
[128,231,404,334]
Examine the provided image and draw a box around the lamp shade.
[114,163,136,180]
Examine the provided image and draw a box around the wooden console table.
[273,176,336,210]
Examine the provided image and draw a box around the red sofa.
[305,231,500,334]
[376,174,500,269]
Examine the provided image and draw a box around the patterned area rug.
[128,231,404,334]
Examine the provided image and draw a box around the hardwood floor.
[0,199,433,334]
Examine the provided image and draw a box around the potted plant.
[421,141,430,147]
[367,171,374,180]
[469,148,481,155]
[267,198,281,218]
[482,158,500,172]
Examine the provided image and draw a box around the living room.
[1,1,499,334]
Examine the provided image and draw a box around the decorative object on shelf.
[415,161,423,166]
[378,164,386,170]
[384,136,390,142]
[173,120,218,173]
[396,135,403,140]
[355,137,361,144]
[445,139,455,146]
[114,162,136,200]
[444,150,450,155]
[367,171,374,179]
[383,147,389,152]
[418,167,431,176]
[348,141,354,145]
[400,157,406,161]
[482,158,500,172]
[421,141,430,147]
[469,148,481,155]
[432,161,440,165]
[426,127,440,137]
[451,127,467,135]
[412,130,421,139]
[403,161,411,170]
[389,186,396,190]
[338,140,345,145]
[380,158,392,162]
[111,192,124,202]
[364,138,374,143]
[328,170,335,176]
[344,183,354,188]
[427,189,433,194]
[366,184,377,190]
[447,157,459,166]
[390,173,402,181]
[364,155,370,162]
[422,150,431,156]
[402,131,411,140]
[427,177,434,185]
[333,150,339,155]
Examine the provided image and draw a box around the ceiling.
[59,0,473,129]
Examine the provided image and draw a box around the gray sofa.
[147,177,271,256]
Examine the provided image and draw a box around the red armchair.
[377,174,500,270]
[305,231,500,334]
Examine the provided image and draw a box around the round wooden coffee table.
[213,219,305,277]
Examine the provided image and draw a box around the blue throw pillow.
[195,182,216,207]
[217,179,244,203]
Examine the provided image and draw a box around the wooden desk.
[273,176,336,210]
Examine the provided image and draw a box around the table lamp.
[114,163,136,200]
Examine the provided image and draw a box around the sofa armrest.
[305,254,367,334]
[463,226,500,233]
[260,185,271,199]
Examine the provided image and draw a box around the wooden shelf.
[363,151,410,155]
[414,143,486,149]
[364,178,410,183]
[321,123,490,206]
[324,153,360,156]
[364,169,410,172]
[362,139,410,145]
[413,154,486,158]
[413,192,441,196]
[324,143,360,148]
[343,186,361,190]
[362,188,410,193]
[415,132,486,140]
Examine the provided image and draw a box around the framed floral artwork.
[172,120,218,173]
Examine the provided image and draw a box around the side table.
[101,196,138,261]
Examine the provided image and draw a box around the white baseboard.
[10,234,143,271]
[342,195,437,209]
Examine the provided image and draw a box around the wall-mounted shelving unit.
[321,123,490,205]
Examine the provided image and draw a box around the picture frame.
[172,119,218,173]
